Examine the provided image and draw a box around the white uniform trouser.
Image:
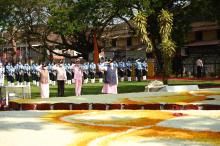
[84,78,88,84]
[91,78,95,83]
[128,77,132,82]
[99,78,103,83]
[0,77,4,86]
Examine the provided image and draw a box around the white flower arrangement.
[148,80,164,87]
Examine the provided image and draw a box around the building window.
[195,31,203,41]
[127,37,132,47]
[217,29,220,39]
[112,39,117,47]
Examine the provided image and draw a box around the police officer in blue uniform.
[113,60,118,70]
[71,61,75,84]
[126,59,132,82]
[142,59,148,80]
[83,61,89,84]
[31,62,36,85]
[89,61,96,83]
[135,59,142,82]
[118,60,126,82]
[50,62,56,85]
[65,63,72,84]
[98,60,105,83]
[23,62,31,86]
[6,62,15,86]
[15,61,24,85]
[0,62,5,87]
[35,62,40,86]
[47,62,52,85]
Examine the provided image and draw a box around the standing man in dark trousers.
[5,62,15,86]
[89,61,96,83]
[23,62,31,86]
[15,61,24,85]
[135,59,142,82]
[53,61,67,97]
[196,58,203,78]
[82,61,89,84]
[125,59,132,82]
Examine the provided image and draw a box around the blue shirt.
[83,63,89,73]
[89,63,96,71]
[23,64,31,74]
[15,63,24,73]
[142,61,147,70]
[135,61,142,70]
[6,65,15,76]
[113,62,118,68]
[126,61,132,69]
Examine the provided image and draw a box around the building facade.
[101,21,220,77]
[0,33,76,64]
[100,23,146,60]
[183,21,220,77]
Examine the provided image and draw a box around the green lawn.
[28,79,220,99]
[31,81,149,99]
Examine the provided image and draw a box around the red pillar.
[93,32,99,64]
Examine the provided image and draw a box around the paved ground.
[2,88,220,146]
[0,110,220,146]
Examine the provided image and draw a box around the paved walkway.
[0,110,220,146]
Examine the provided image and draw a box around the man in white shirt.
[196,58,203,78]
[53,61,67,97]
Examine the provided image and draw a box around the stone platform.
[6,88,220,111]
[159,85,199,92]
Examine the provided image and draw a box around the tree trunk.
[162,56,170,85]
[49,50,53,62]
[42,47,47,63]
[151,38,163,75]
[11,38,17,64]
[93,31,99,64]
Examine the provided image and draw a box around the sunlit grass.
[2,79,220,99]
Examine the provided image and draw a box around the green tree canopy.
[0,0,219,62]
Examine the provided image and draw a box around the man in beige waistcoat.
[36,63,50,98]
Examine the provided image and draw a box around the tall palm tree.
[158,9,176,84]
